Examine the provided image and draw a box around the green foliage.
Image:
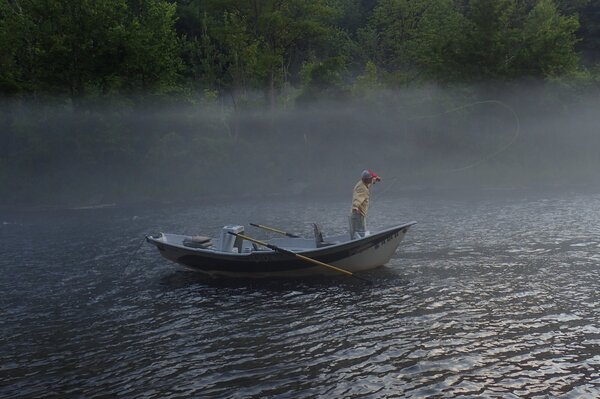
[461,0,524,80]
[351,61,383,99]
[409,0,468,82]
[519,0,579,76]
[177,0,344,105]
[367,0,428,77]
[555,0,590,15]
[0,0,181,99]
[363,0,579,84]
[0,0,591,99]
[298,56,349,102]
[576,0,600,64]
[118,0,183,95]
[0,2,24,94]
[457,0,579,80]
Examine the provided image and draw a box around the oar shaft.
[249,223,300,238]
[293,252,355,277]
[229,232,369,282]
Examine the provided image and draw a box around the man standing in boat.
[350,169,381,239]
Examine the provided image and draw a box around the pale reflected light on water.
[1,191,600,398]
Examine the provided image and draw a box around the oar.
[249,223,300,238]
[228,232,371,284]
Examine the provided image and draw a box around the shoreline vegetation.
[2,0,600,208]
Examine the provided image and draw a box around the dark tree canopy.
[0,0,595,102]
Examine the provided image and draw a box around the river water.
[1,190,600,398]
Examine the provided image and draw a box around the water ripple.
[2,192,600,397]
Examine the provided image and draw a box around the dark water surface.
[2,191,600,398]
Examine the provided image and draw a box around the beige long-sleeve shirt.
[351,180,371,217]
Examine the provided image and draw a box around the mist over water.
[2,83,600,207]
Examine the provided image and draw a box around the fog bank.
[2,84,600,207]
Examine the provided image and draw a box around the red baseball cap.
[368,169,380,180]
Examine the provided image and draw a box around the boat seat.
[183,235,212,248]
[313,223,334,248]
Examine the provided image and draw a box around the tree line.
[2,0,600,104]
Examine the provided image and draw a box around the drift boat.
[146,222,416,278]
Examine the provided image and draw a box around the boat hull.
[147,222,416,278]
